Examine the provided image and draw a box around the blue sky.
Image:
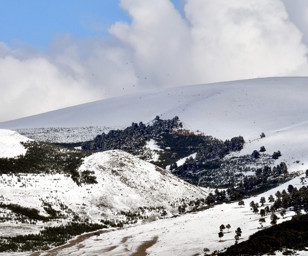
[0,0,182,49]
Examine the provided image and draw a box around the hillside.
[1,77,308,254]
[0,136,206,239]
[0,77,307,138]
[14,174,306,256]
[1,77,308,170]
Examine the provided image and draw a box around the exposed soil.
[130,236,158,256]
[29,230,107,256]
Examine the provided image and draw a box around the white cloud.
[184,0,308,82]
[282,0,308,45]
[110,0,195,86]
[0,0,308,122]
[0,53,98,121]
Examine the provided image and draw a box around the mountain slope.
[0,77,307,139]
[23,174,306,256]
[0,145,206,238]
[2,77,307,170]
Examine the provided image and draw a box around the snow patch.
[145,139,163,151]
[0,129,30,158]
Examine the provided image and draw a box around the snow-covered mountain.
[1,77,308,170]
[1,77,308,255]
[0,77,307,139]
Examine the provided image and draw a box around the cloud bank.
[1,0,308,121]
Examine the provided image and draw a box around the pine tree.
[226,224,231,232]
[280,209,286,219]
[270,213,278,225]
[220,224,225,232]
[268,195,275,203]
[260,209,266,217]
[238,200,245,207]
[234,227,242,244]
[260,197,266,206]
[259,217,266,228]
[218,231,224,242]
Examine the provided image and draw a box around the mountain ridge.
[1,77,308,138]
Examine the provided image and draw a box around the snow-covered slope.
[0,129,30,158]
[25,174,307,256]
[0,77,306,139]
[67,150,205,220]
[0,150,205,237]
[1,77,308,169]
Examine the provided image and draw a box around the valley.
[0,77,308,255]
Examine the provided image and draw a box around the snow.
[25,174,307,256]
[0,129,30,158]
[176,152,197,167]
[0,150,206,237]
[145,139,163,151]
[1,77,308,169]
[15,126,111,143]
[76,150,205,216]
[1,77,308,254]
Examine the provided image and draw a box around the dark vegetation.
[0,204,49,222]
[0,141,92,185]
[82,116,244,167]
[82,116,183,153]
[82,116,247,187]
[216,183,308,255]
[0,222,106,252]
[81,116,293,191]
[218,214,308,256]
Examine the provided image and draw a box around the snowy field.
[8,174,305,256]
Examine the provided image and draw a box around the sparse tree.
[280,209,286,219]
[260,209,266,217]
[272,151,282,160]
[252,205,259,214]
[260,132,266,138]
[235,227,242,237]
[251,150,260,159]
[203,248,210,256]
[265,206,270,214]
[226,224,231,232]
[306,169,308,178]
[238,200,245,207]
[270,213,278,225]
[218,231,224,242]
[287,184,294,194]
[234,227,242,244]
[250,201,255,209]
[220,224,225,232]
[234,234,240,244]
[260,197,266,206]
[260,146,266,152]
[275,191,282,199]
[259,217,266,228]
[268,195,275,203]
[206,193,216,205]
[300,177,305,185]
